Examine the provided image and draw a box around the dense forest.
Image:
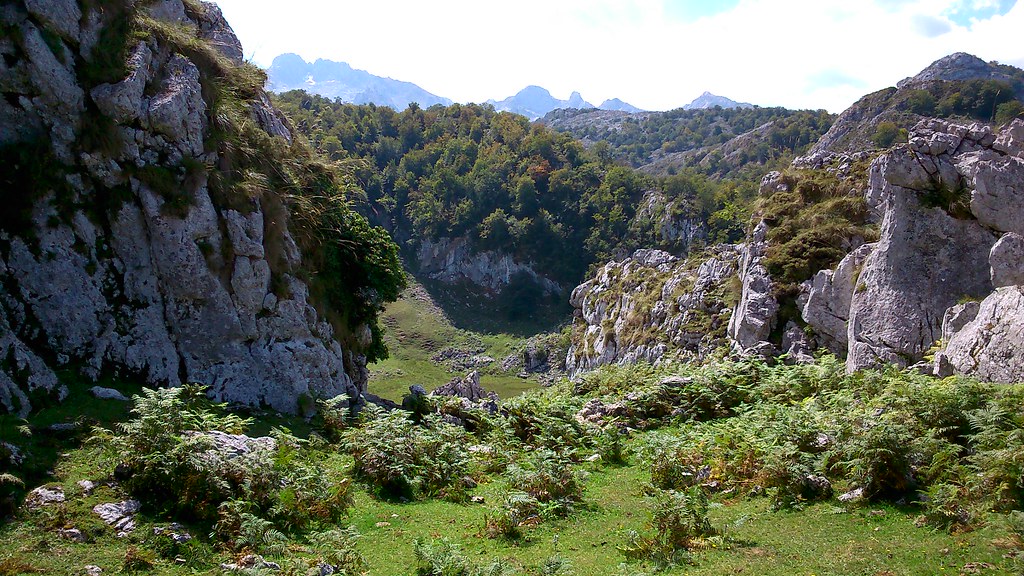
[273,93,760,288]
[543,106,836,175]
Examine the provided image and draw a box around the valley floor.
[366,278,563,402]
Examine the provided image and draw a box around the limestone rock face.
[566,246,739,375]
[416,236,561,296]
[800,244,873,354]
[727,220,778,354]
[722,118,1024,382]
[0,1,367,415]
[194,2,244,64]
[632,190,708,253]
[846,121,1002,371]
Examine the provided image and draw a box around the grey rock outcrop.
[566,246,739,374]
[0,1,370,414]
[430,371,498,402]
[727,219,778,354]
[416,236,561,296]
[990,233,1024,288]
[847,120,1020,371]
[941,301,982,344]
[25,486,66,508]
[632,190,708,253]
[93,500,141,537]
[194,2,244,64]
[781,321,815,364]
[938,287,1024,382]
[800,244,872,354]
[726,118,1024,382]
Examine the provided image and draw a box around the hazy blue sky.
[213,0,1022,112]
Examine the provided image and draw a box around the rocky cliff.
[415,237,561,297]
[727,118,1024,379]
[811,53,1024,156]
[565,247,738,374]
[0,0,398,415]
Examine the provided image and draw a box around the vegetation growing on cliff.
[758,162,878,295]
[1,0,406,362]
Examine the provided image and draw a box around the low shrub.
[505,449,587,518]
[343,406,470,499]
[484,491,540,540]
[622,487,721,569]
[500,390,590,454]
[637,433,709,491]
[100,385,353,548]
[967,397,1024,510]
[213,499,287,555]
[920,482,973,530]
[308,527,368,576]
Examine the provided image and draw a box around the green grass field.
[1,421,1016,576]
[367,279,553,402]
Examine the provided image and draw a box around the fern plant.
[413,538,515,576]
[622,487,722,569]
[505,449,586,518]
[484,491,540,539]
[307,527,368,575]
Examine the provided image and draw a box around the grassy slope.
[367,279,547,402]
[1,425,1015,575]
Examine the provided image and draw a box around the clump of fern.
[97,384,353,550]
[622,487,722,569]
[307,527,368,576]
[342,406,471,500]
[484,491,540,540]
[413,537,516,576]
[505,449,587,518]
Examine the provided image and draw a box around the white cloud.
[211,0,1022,113]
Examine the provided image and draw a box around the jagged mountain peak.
[266,54,452,110]
[488,86,595,120]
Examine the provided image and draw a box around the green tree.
[872,121,902,148]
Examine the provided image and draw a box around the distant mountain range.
[682,91,753,110]
[484,86,646,120]
[264,54,751,117]
[266,54,452,110]
[487,86,595,120]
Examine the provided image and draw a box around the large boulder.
[937,287,1024,383]
[989,232,1024,288]
[800,243,873,354]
